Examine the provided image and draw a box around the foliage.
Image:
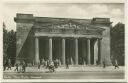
[3,22,16,66]
[110,22,124,66]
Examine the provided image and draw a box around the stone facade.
[14,13,112,65]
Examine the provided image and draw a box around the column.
[94,39,98,65]
[49,37,52,62]
[62,38,65,65]
[75,38,78,65]
[35,37,39,65]
[82,39,86,65]
[98,39,102,64]
[87,39,91,65]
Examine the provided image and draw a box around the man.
[103,61,106,68]
[37,61,41,70]
[114,59,119,69]
[7,58,12,70]
[22,60,26,73]
[66,59,69,69]
[3,60,8,71]
[14,62,19,72]
[49,61,55,72]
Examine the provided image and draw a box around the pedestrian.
[66,59,69,69]
[49,61,55,72]
[46,60,49,69]
[3,60,8,71]
[96,60,98,65]
[58,59,61,67]
[19,61,23,73]
[14,62,19,72]
[22,60,26,73]
[38,61,41,70]
[114,59,119,69]
[7,59,12,70]
[54,59,58,68]
[103,61,106,68]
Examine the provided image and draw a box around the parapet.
[14,13,34,23]
[91,17,112,25]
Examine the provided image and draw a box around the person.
[3,60,8,71]
[96,60,98,65]
[49,61,55,72]
[58,59,61,67]
[7,59,12,70]
[54,59,58,68]
[37,61,41,70]
[66,59,69,69]
[46,60,50,69]
[114,59,119,69]
[19,61,23,73]
[14,62,19,72]
[41,59,45,67]
[22,60,26,73]
[103,61,106,68]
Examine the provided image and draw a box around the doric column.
[75,38,78,65]
[62,38,65,65]
[82,39,86,65]
[87,39,91,65]
[98,38,102,64]
[49,37,52,62]
[94,39,98,65]
[35,37,39,65]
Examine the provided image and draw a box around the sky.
[2,3,124,31]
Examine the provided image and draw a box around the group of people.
[37,59,61,72]
[4,58,120,73]
[14,60,26,73]
[3,58,26,73]
[3,58,12,71]
[102,59,119,69]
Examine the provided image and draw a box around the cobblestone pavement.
[3,66,124,73]
[3,66,124,79]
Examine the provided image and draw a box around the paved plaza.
[3,66,124,79]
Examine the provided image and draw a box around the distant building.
[14,13,112,65]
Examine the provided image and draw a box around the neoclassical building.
[14,13,112,65]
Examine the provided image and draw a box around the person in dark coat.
[3,60,8,71]
[14,62,19,72]
[103,61,106,68]
[22,60,26,73]
[66,59,69,69]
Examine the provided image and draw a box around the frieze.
[33,22,103,35]
[34,27,102,36]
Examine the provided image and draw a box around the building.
[14,13,112,65]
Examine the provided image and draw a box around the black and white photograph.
[2,2,125,79]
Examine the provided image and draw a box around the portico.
[14,13,112,66]
[34,35,102,65]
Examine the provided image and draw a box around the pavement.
[3,65,124,73]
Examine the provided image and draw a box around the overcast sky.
[2,3,124,31]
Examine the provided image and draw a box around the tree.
[111,22,124,66]
[3,22,16,66]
